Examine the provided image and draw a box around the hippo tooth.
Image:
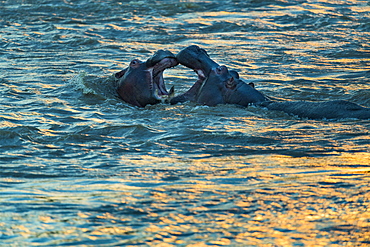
[154,89,162,100]
[164,86,175,104]
[168,86,175,98]
[196,69,206,79]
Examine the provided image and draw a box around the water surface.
[1,0,370,246]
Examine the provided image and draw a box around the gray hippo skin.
[170,45,266,105]
[171,45,370,120]
[261,100,370,120]
[116,50,178,107]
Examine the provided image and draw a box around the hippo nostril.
[226,77,235,89]
[228,77,234,83]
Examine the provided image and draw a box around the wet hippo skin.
[116,50,178,107]
[260,100,370,120]
[171,45,370,120]
[170,45,266,106]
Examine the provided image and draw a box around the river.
[1,0,370,246]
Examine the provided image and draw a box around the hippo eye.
[130,59,140,67]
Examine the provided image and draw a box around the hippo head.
[197,66,266,106]
[171,45,266,106]
[116,50,178,107]
[196,66,233,106]
[169,45,220,105]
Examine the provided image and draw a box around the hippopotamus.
[171,45,370,120]
[170,45,267,106]
[116,50,178,107]
[261,100,370,120]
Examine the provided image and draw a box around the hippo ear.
[115,68,128,79]
[229,70,240,79]
[248,82,255,88]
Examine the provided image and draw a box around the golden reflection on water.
[117,152,370,183]
[2,0,370,245]
[139,183,370,246]
[5,151,369,246]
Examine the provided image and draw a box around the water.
[1,0,370,246]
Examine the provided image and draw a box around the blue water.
[1,0,370,246]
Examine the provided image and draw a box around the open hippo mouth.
[116,50,179,107]
[170,45,267,106]
[146,50,178,100]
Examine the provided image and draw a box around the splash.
[68,71,97,95]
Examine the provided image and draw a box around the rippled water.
[1,0,370,246]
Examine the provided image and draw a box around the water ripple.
[1,0,370,245]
